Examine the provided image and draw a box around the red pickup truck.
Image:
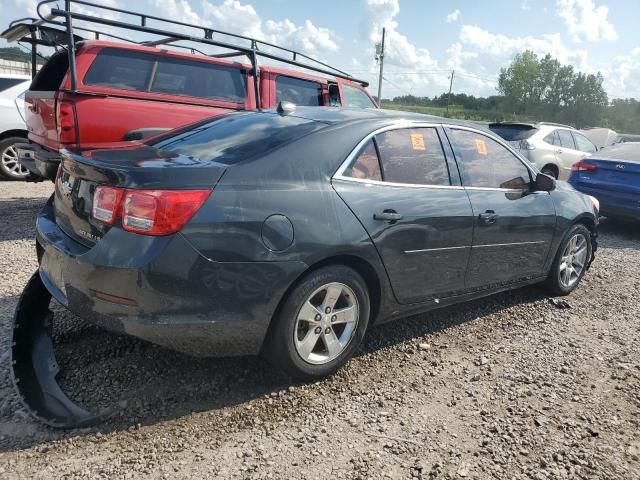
[17,40,376,180]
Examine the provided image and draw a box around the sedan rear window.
[149,113,324,165]
[488,124,537,141]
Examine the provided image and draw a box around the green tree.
[497,50,608,127]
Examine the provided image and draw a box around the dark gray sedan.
[14,107,599,426]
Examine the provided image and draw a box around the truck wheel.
[264,265,370,381]
[0,137,30,180]
[546,224,592,296]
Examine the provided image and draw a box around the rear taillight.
[572,160,597,172]
[92,187,211,235]
[56,100,78,144]
[93,186,124,224]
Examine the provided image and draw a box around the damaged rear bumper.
[11,199,305,428]
[11,271,125,427]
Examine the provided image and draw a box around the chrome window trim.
[332,121,540,191]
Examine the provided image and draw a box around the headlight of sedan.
[588,195,600,214]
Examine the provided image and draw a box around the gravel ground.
[0,179,639,480]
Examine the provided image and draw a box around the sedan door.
[444,127,556,289]
[333,126,474,304]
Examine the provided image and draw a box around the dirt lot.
[0,180,638,480]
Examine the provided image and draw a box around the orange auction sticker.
[475,138,488,155]
[410,133,426,151]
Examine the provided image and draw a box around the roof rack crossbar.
[28,0,365,86]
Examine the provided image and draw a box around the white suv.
[489,122,598,180]
[0,74,31,180]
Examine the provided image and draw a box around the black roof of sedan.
[272,106,487,131]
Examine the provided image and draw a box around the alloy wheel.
[1,144,29,178]
[294,282,359,365]
[558,233,588,289]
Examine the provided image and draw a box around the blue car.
[568,143,640,222]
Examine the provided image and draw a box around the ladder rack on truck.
[1,0,369,108]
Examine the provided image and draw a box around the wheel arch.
[541,162,559,178]
[0,129,28,142]
[571,212,597,235]
[264,253,384,350]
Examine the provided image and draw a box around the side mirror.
[535,172,556,192]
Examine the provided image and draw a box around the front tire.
[264,265,370,381]
[0,136,30,180]
[546,224,592,296]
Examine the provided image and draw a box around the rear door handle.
[373,210,403,222]
[556,149,563,154]
[478,210,498,225]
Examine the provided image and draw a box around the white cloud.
[149,0,337,56]
[14,0,52,18]
[601,48,640,98]
[521,0,531,10]
[360,0,450,95]
[446,9,460,23]
[460,24,590,70]
[556,0,617,42]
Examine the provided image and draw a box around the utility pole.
[376,27,386,104]
[446,69,454,116]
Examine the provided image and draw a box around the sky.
[2,0,639,100]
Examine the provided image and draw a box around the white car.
[489,122,598,180]
[0,73,31,179]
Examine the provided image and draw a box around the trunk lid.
[54,145,227,247]
[573,144,640,196]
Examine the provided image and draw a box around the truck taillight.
[92,187,211,235]
[56,101,78,144]
[572,160,597,172]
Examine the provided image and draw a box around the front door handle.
[556,149,563,154]
[373,210,403,222]
[478,210,498,225]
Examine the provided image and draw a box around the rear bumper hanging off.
[11,271,125,428]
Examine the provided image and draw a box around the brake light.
[56,100,78,144]
[93,186,124,224]
[92,187,211,235]
[572,160,597,172]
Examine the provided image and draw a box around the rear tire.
[0,136,30,180]
[264,265,370,381]
[545,224,592,296]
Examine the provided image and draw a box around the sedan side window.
[342,140,382,181]
[449,129,531,190]
[557,129,576,150]
[375,128,451,186]
[544,130,560,146]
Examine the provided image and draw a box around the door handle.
[478,210,498,225]
[373,210,403,222]
[556,149,563,154]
